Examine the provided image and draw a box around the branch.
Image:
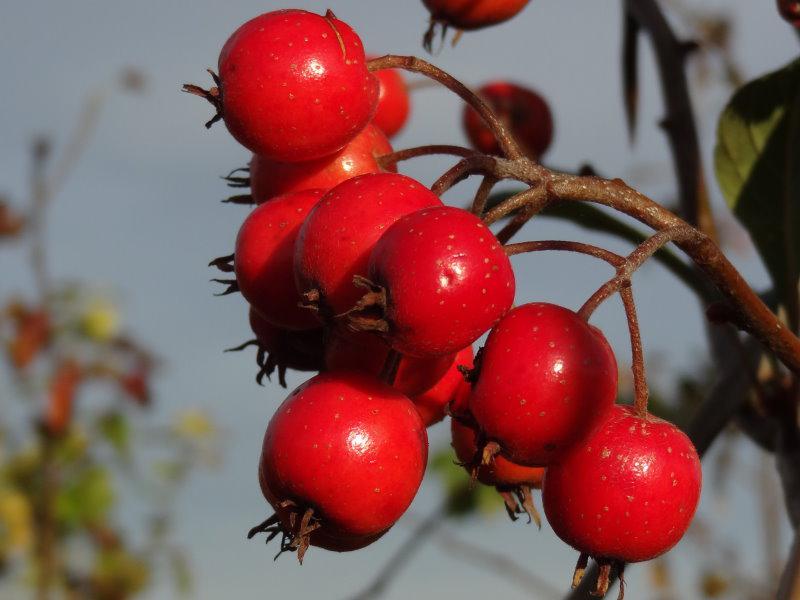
[624,0,715,238]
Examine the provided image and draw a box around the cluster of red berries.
[186,7,702,595]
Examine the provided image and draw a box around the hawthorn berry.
[350,206,515,357]
[411,345,473,426]
[422,0,531,30]
[238,307,324,387]
[253,371,428,560]
[463,81,553,159]
[778,0,800,26]
[210,10,379,161]
[542,404,702,593]
[234,189,323,331]
[324,332,455,397]
[451,418,544,524]
[294,172,442,319]
[250,124,395,204]
[469,303,617,466]
[371,64,411,139]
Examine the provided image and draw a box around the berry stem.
[504,240,624,267]
[503,240,650,415]
[577,226,697,321]
[377,145,476,170]
[471,175,498,216]
[431,154,500,197]
[367,55,523,160]
[620,285,649,417]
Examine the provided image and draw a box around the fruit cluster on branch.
[183,6,800,598]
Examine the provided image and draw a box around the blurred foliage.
[715,58,800,310]
[0,71,218,599]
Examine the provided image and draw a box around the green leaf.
[97,411,130,458]
[56,466,114,528]
[430,447,503,518]
[714,58,800,303]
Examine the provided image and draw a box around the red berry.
[451,419,544,489]
[422,0,531,30]
[542,405,702,563]
[411,345,473,426]
[257,371,428,558]
[250,124,395,204]
[325,332,454,397]
[469,303,617,466]
[247,307,324,387]
[359,206,515,357]
[778,0,800,25]
[371,64,411,138]
[464,81,553,159]
[217,10,379,161]
[294,173,442,319]
[235,190,323,331]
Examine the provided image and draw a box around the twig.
[377,145,476,170]
[471,175,498,216]
[777,531,800,600]
[432,525,562,599]
[345,509,444,600]
[625,0,716,239]
[577,226,698,320]
[619,285,649,417]
[367,55,523,160]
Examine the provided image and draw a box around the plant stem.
[377,145,476,170]
[367,56,523,160]
[577,226,698,320]
[620,285,649,417]
[504,240,649,415]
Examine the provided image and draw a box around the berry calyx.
[250,124,395,204]
[254,371,428,561]
[230,308,324,387]
[469,303,618,466]
[542,404,702,595]
[371,64,411,139]
[234,190,323,331]
[463,81,553,159]
[324,332,455,397]
[294,173,442,320]
[205,10,379,162]
[350,206,515,357]
[451,418,544,526]
[422,0,531,31]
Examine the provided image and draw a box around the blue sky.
[1,1,798,598]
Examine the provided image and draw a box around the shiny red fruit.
[469,303,617,466]
[543,404,702,563]
[451,419,543,488]
[364,206,515,357]
[250,124,395,204]
[464,81,553,159]
[218,10,379,161]
[778,0,800,25]
[325,332,454,397]
[294,173,442,319]
[412,345,473,426]
[422,0,531,30]
[372,65,411,138]
[258,371,428,554]
[235,190,323,330]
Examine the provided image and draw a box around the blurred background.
[1,0,798,598]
